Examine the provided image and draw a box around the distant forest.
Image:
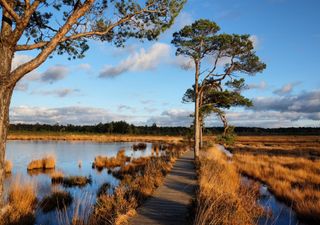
[9,122,320,136]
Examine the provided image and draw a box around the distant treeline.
[9,122,320,136]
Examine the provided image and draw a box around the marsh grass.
[62,176,92,187]
[51,171,64,184]
[27,155,55,170]
[194,147,263,225]
[132,143,147,151]
[4,160,12,173]
[93,149,130,170]
[57,193,95,225]
[40,190,73,213]
[51,173,92,187]
[2,176,37,225]
[90,145,184,225]
[234,153,320,223]
[230,136,320,157]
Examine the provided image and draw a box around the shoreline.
[7,132,183,143]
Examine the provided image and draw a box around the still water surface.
[5,140,154,225]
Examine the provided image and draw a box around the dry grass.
[93,149,129,169]
[4,160,12,173]
[194,147,263,225]
[234,153,320,223]
[40,190,73,213]
[2,176,37,225]
[8,133,182,143]
[51,171,64,183]
[91,145,185,225]
[62,176,92,187]
[51,172,92,187]
[27,155,56,170]
[132,143,147,151]
[229,135,320,157]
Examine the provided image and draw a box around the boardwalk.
[129,151,197,225]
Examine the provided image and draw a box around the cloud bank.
[99,43,171,78]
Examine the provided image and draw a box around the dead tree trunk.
[219,113,229,137]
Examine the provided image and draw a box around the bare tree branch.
[10,0,96,84]
[0,0,20,22]
[12,0,41,43]
[15,3,159,51]
[24,0,30,9]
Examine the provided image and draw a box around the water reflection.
[5,141,154,225]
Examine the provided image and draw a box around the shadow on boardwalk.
[129,151,197,225]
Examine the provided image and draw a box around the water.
[4,140,155,225]
[215,144,305,225]
[257,184,304,225]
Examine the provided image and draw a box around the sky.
[10,0,320,128]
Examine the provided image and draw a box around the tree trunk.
[194,60,200,159]
[199,122,203,149]
[220,113,229,137]
[0,41,15,207]
[0,85,13,207]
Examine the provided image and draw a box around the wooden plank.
[129,151,197,225]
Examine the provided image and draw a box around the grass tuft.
[132,143,147,151]
[2,176,37,225]
[27,155,55,170]
[40,190,73,213]
[93,149,129,169]
[4,160,13,173]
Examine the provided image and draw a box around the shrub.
[215,126,236,146]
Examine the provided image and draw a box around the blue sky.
[10,0,320,127]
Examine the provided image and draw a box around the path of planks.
[129,150,197,225]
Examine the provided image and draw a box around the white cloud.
[77,63,91,71]
[10,106,132,125]
[31,88,80,98]
[117,104,136,113]
[273,82,301,95]
[147,109,193,127]
[99,43,171,78]
[14,82,29,92]
[173,55,194,70]
[248,81,267,90]
[41,65,69,83]
[253,91,320,113]
[11,54,33,71]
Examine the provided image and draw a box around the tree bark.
[0,42,15,207]
[194,60,200,159]
[199,122,203,149]
[0,85,13,207]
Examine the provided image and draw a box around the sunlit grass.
[194,147,263,225]
[2,175,37,225]
[234,153,320,223]
[27,155,56,170]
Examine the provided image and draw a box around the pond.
[4,141,155,225]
